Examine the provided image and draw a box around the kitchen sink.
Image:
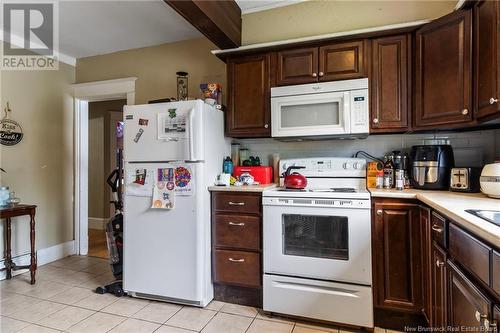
[465,209,500,227]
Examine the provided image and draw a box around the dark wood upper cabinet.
[370,34,410,132]
[447,260,492,331]
[372,200,423,313]
[226,53,271,138]
[276,47,318,86]
[414,10,473,129]
[474,0,500,120]
[319,40,367,81]
[431,242,447,329]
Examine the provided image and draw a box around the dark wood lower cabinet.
[211,191,263,307]
[447,260,492,331]
[420,207,432,323]
[372,199,423,313]
[431,242,447,328]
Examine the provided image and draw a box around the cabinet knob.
[318,72,324,77]
[264,124,269,129]
[490,97,498,104]
[462,108,469,115]
[376,209,383,216]
[312,73,318,78]
[436,260,444,267]
[373,118,379,124]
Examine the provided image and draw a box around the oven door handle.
[273,280,360,298]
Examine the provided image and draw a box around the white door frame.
[72,77,137,255]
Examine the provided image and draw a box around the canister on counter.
[366,161,384,188]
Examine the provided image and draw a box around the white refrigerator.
[122,100,229,307]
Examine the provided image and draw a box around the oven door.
[263,199,372,285]
[271,91,350,137]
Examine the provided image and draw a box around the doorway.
[73,76,136,256]
[88,99,126,258]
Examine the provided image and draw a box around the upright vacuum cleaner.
[96,150,125,297]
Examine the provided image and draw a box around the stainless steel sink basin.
[465,209,500,227]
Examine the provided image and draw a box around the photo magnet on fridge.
[138,118,149,126]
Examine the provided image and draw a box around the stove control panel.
[263,197,370,209]
[280,157,366,178]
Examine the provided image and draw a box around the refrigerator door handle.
[188,107,195,160]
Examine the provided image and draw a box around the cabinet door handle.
[376,209,383,216]
[228,222,245,226]
[228,201,245,206]
[318,72,324,77]
[229,258,245,263]
[312,72,318,78]
[490,97,498,104]
[436,260,444,268]
[431,225,443,233]
[475,311,488,322]
[462,108,469,115]
[373,118,379,124]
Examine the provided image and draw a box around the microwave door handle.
[187,108,195,160]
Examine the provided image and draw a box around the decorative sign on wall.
[0,103,23,146]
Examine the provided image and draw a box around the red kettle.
[283,166,307,189]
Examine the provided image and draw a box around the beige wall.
[0,61,75,257]
[242,0,456,45]
[76,38,226,105]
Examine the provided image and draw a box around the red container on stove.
[233,166,273,184]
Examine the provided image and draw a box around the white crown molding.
[240,0,307,14]
[0,30,76,66]
[72,77,137,100]
[212,19,431,56]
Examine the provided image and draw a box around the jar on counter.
[0,187,10,207]
[376,170,384,189]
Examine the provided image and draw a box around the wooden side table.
[0,204,37,284]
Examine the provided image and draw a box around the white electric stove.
[262,157,373,328]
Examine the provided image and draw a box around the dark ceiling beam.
[165,0,241,49]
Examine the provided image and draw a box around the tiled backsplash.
[235,129,500,167]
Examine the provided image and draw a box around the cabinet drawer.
[213,193,261,214]
[431,212,447,248]
[214,214,260,251]
[214,250,261,288]
[448,223,491,286]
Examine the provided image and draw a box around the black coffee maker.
[410,145,455,190]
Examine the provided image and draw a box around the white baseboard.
[0,240,76,280]
[88,217,107,230]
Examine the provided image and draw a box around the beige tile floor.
[0,256,399,333]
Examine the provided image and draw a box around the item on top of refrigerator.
[230,176,237,185]
[383,155,395,189]
[215,173,231,187]
[233,166,273,184]
[223,157,233,174]
[366,161,383,188]
[242,156,261,166]
[283,166,307,189]
[200,83,222,106]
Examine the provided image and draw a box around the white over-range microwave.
[271,78,369,138]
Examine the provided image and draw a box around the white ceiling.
[58,0,201,60]
[235,0,306,14]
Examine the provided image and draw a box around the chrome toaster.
[449,167,481,193]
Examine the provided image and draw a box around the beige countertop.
[369,188,500,245]
[208,184,277,192]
